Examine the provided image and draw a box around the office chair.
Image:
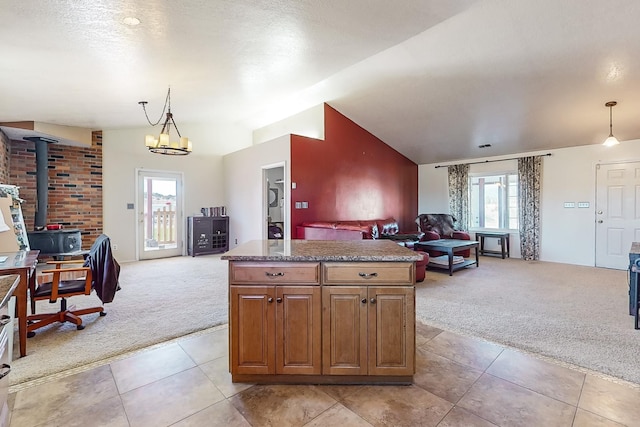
[27,234,120,337]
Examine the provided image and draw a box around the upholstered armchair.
[415,214,471,257]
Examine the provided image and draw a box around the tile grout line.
[9,324,229,394]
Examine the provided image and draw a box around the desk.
[475,232,510,259]
[0,250,39,357]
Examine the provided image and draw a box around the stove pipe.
[29,137,51,230]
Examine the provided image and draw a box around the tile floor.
[8,322,640,427]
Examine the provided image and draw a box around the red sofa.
[415,213,472,257]
[296,218,417,241]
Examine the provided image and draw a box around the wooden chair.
[27,258,106,338]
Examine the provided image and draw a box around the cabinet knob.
[276,298,282,303]
[358,272,378,279]
[361,298,367,304]
[268,297,274,303]
[370,298,377,304]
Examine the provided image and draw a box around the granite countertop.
[0,274,19,308]
[221,240,422,262]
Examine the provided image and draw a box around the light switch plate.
[563,202,575,208]
[295,202,301,209]
[301,201,308,208]
[578,202,590,208]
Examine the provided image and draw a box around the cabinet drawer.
[230,262,320,284]
[323,262,414,285]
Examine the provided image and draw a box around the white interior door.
[137,169,184,260]
[595,162,640,269]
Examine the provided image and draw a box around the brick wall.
[9,131,103,250]
[0,131,10,184]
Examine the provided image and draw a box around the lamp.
[139,87,192,155]
[603,101,620,147]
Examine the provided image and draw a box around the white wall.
[223,135,290,248]
[252,104,324,145]
[419,139,640,266]
[103,123,251,262]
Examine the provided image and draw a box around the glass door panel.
[137,170,184,260]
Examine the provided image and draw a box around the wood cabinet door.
[322,286,368,375]
[367,286,415,376]
[276,286,321,375]
[230,286,275,375]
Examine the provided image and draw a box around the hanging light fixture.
[602,101,620,147]
[139,87,192,155]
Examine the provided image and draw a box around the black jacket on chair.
[84,234,121,303]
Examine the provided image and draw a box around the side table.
[475,232,510,259]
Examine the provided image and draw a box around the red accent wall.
[291,104,418,236]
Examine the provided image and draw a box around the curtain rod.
[434,153,552,168]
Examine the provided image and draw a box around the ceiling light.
[123,17,140,26]
[139,87,192,155]
[603,101,620,147]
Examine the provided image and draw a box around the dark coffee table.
[414,239,479,275]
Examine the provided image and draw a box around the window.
[470,173,518,230]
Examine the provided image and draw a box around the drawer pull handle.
[0,364,10,380]
[358,272,378,279]
[265,272,285,277]
[0,315,10,326]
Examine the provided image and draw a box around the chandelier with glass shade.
[139,87,192,155]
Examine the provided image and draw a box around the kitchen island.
[222,239,421,384]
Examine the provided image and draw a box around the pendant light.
[139,87,192,155]
[602,101,620,147]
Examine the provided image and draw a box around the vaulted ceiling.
[2,0,640,164]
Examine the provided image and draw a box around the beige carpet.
[416,256,638,385]
[10,254,229,386]
[12,253,638,388]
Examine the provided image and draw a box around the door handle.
[265,272,285,277]
[597,220,603,223]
